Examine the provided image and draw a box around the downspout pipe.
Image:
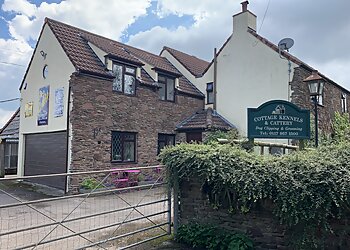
[213,48,218,110]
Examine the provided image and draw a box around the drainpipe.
[213,48,218,110]
[65,86,72,193]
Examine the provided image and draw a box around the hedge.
[159,142,350,248]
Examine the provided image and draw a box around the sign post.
[248,100,310,140]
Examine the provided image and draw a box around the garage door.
[24,131,67,190]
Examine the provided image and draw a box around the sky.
[0,0,350,127]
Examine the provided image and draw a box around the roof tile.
[45,18,203,97]
[163,46,209,77]
[176,108,234,131]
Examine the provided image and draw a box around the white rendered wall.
[161,49,213,108]
[18,24,75,175]
[201,12,297,137]
[88,42,107,65]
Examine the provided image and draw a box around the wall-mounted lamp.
[303,70,325,147]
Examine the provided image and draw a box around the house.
[0,109,19,176]
[161,1,350,139]
[18,18,235,192]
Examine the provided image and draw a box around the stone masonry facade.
[291,66,350,134]
[179,179,350,250]
[69,73,204,174]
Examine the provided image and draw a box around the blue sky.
[0,0,350,127]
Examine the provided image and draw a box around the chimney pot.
[241,1,249,12]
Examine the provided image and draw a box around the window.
[111,132,136,162]
[186,132,202,143]
[310,94,324,106]
[4,143,18,169]
[318,94,324,105]
[206,82,214,104]
[341,93,347,113]
[112,63,136,95]
[158,75,175,101]
[158,134,175,154]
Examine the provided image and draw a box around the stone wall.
[291,67,350,134]
[178,179,350,250]
[69,74,204,174]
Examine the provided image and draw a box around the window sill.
[111,161,137,165]
[159,99,175,103]
[112,90,136,97]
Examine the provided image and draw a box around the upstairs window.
[206,82,214,104]
[111,132,136,162]
[318,94,324,106]
[342,93,347,113]
[112,63,136,95]
[158,134,175,154]
[158,75,175,101]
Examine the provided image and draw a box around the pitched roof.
[0,109,20,140]
[199,28,350,94]
[176,108,235,131]
[43,18,203,97]
[162,46,210,77]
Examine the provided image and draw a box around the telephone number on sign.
[267,131,299,136]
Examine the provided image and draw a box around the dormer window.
[112,63,136,95]
[158,74,175,101]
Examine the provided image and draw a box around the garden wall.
[178,179,350,250]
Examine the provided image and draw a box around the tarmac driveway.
[0,180,168,249]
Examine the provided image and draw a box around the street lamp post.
[303,70,325,147]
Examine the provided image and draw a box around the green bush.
[204,129,239,144]
[81,178,103,190]
[159,142,350,249]
[332,112,350,143]
[177,223,253,250]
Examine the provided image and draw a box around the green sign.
[248,100,310,139]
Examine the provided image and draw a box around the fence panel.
[0,165,170,249]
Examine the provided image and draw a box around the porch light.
[303,70,325,147]
[304,70,325,97]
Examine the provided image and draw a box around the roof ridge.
[162,46,210,77]
[201,35,232,76]
[246,29,350,94]
[163,46,209,64]
[212,109,236,129]
[45,18,170,62]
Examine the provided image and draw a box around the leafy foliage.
[204,129,239,144]
[332,112,350,143]
[176,223,253,250]
[159,143,350,249]
[80,178,103,190]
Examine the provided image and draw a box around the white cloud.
[0,38,32,114]
[2,0,37,17]
[129,0,350,90]
[129,0,240,60]
[2,0,152,42]
[0,0,152,115]
[0,108,16,129]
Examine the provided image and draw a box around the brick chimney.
[233,1,257,33]
[241,1,249,12]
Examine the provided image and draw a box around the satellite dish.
[278,38,294,51]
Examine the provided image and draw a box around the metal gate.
[0,165,171,249]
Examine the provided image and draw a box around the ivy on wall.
[159,141,350,248]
